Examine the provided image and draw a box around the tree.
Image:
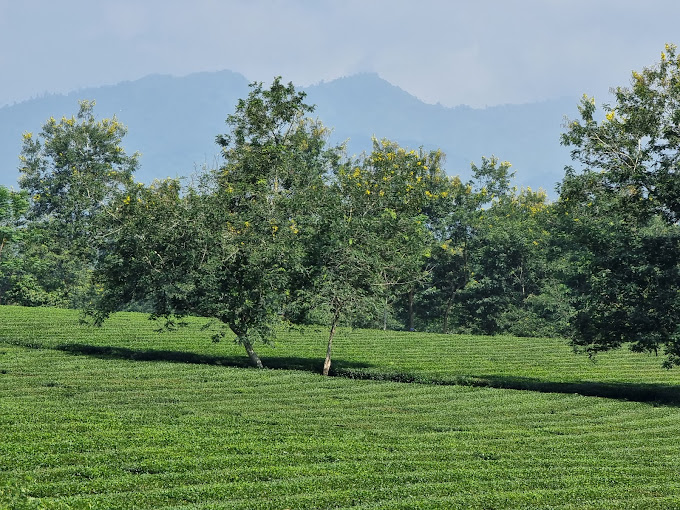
[354,140,449,331]
[91,79,340,368]
[0,187,28,264]
[418,176,473,333]
[415,156,566,337]
[559,44,680,366]
[211,78,341,367]
[303,179,383,376]
[426,157,512,334]
[17,100,138,306]
[562,44,680,224]
[459,185,558,336]
[307,140,449,375]
[0,186,29,304]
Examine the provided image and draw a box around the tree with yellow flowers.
[307,139,450,375]
[17,100,138,306]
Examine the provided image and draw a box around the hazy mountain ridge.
[0,71,580,194]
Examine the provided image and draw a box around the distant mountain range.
[0,70,582,196]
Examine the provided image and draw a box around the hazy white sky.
[0,0,678,108]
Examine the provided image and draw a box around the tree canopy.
[6,46,680,369]
[559,44,680,366]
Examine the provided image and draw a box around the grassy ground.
[1,305,680,508]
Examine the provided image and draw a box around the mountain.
[0,71,580,196]
[0,70,251,188]
[306,74,579,193]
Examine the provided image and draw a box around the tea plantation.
[1,306,680,509]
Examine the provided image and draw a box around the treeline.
[2,46,680,370]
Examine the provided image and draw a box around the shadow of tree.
[338,367,680,406]
[334,368,680,406]
[55,343,372,374]
[53,343,680,406]
[463,374,680,406]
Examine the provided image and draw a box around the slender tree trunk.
[383,297,388,331]
[323,310,341,376]
[240,336,264,368]
[407,288,415,331]
[443,299,452,334]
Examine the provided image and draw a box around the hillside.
[2,306,680,508]
[0,71,579,195]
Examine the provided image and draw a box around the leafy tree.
[424,157,509,333]
[17,100,138,306]
[562,44,680,224]
[19,100,138,248]
[417,157,565,336]
[307,140,449,374]
[0,187,28,263]
[302,179,383,376]
[461,186,559,336]
[211,78,341,366]
[0,186,29,303]
[418,157,511,334]
[90,178,196,318]
[92,79,339,368]
[417,176,473,333]
[356,140,449,330]
[559,44,680,366]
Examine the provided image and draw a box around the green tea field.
[2,305,680,509]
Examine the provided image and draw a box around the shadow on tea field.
[55,342,373,374]
[461,373,680,406]
[53,342,680,407]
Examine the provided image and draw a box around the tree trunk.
[407,288,415,331]
[383,297,388,331]
[323,312,341,376]
[240,336,264,368]
[443,299,452,334]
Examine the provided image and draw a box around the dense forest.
[2,46,680,370]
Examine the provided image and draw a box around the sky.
[1,0,679,110]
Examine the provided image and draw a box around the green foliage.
[562,44,680,223]
[415,175,474,333]
[554,191,680,364]
[304,139,452,373]
[560,44,680,366]
[457,185,557,335]
[90,178,195,317]
[92,79,342,368]
[470,155,515,200]
[4,226,94,307]
[0,187,88,307]
[19,100,138,248]
[0,186,29,304]
[0,186,28,248]
[15,100,138,307]
[337,140,448,326]
[417,157,565,337]
[91,175,287,366]
[209,78,342,365]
